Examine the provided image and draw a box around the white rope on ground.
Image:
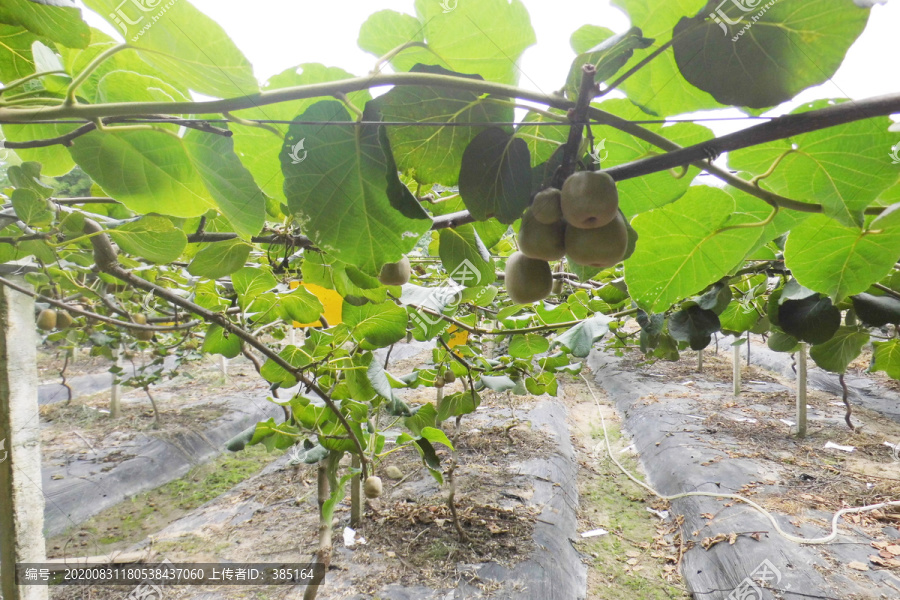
[581,374,900,545]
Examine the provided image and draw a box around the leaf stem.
[65,43,130,105]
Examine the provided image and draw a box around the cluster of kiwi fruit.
[36,308,74,331]
[131,313,154,341]
[506,171,628,305]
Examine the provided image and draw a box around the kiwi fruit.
[379,256,411,286]
[561,171,619,229]
[434,375,445,388]
[444,369,456,384]
[56,310,74,329]
[36,309,57,331]
[131,313,154,341]
[517,209,566,261]
[364,476,383,499]
[564,212,628,268]
[531,188,563,224]
[505,251,553,305]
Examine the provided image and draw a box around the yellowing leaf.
[289,282,343,328]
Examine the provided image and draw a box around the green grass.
[579,420,689,600]
[48,443,282,555]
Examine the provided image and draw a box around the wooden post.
[797,343,808,438]
[733,341,742,397]
[0,278,49,600]
[110,344,122,418]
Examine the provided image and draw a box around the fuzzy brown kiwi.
[56,310,74,329]
[36,309,57,331]
[564,212,628,268]
[132,313,154,341]
[560,171,619,229]
[364,476,383,499]
[531,188,563,224]
[504,251,552,304]
[517,209,566,261]
[378,256,411,286]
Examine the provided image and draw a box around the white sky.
[75,0,900,133]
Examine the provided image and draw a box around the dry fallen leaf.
[848,561,870,571]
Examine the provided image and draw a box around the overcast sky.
[73,0,900,139]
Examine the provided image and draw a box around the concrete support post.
[110,345,121,418]
[0,278,49,600]
[797,343,808,438]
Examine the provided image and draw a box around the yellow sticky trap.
[289,281,343,328]
[446,325,469,350]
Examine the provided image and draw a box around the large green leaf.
[809,327,868,374]
[344,301,408,348]
[509,334,550,359]
[611,0,720,115]
[625,187,760,312]
[60,28,185,102]
[672,0,868,109]
[437,390,480,422]
[438,225,495,287]
[564,27,653,99]
[459,127,531,224]
[668,305,720,351]
[785,206,900,302]
[231,266,277,310]
[551,314,610,358]
[0,24,38,81]
[187,239,251,279]
[281,101,431,275]
[412,0,536,85]
[201,324,241,359]
[593,99,711,218]
[728,101,898,226]
[81,0,256,97]
[68,130,213,218]
[719,301,761,335]
[570,25,615,54]
[852,293,900,327]
[11,188,52,227]
[516,110,569,168]
[109,216,186,264]
[871,340,900,380]
[183,129,266,239]
[357,9,442,73]
[0,0,89,49]
[2,120,79,177]
[779,295,841,345]
[405,402,438,437]
[231,64,370,203]
[96,69,188,105]
[259,345,313,388]
[281,288,325,324]
[375,64,512,185]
